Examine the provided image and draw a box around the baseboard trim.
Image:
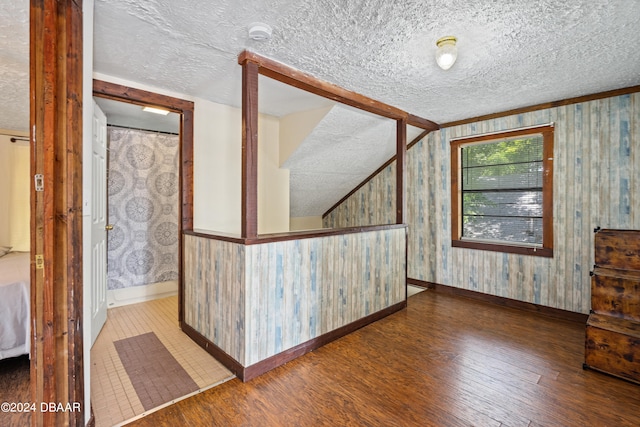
[107,280,178,308]
[86,404,95,427]
[408,278,588,324]
[181,299,407,382]
[181,322,244,378]
[242,300,407,381]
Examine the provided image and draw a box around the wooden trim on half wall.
[30,1,85,425]
[183,300,407,382]
[92,80,195,326]
[186,223,408,245]
[407,278,588,324]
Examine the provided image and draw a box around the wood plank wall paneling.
[323,165,397,228]
[324,93,640,314]
[184,228,406,367]
[184,235,246,363]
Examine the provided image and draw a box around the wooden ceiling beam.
[238,50,438,130]
[407,113,440,132]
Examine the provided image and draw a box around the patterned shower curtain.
[107,127,179,290]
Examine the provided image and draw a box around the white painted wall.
[290,216,324,231]
[0,134,10,247]
[192,99,241,233]
[7,139,29,251]
[193,100,290,234]
[258,114,289,234]
[0,131,29,249]
[87,76,294,238]
[86,76,247,235]
[279,106,333,166]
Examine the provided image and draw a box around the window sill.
[452,239,553,258]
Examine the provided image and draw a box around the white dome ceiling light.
[435,36,458,70]
[248,22,273,41]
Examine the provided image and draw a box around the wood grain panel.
[585,324,640,384]
[241,228,407,365]
[127,291,640,427]
[238,51,409,122]
[323,165,396,228]
[30,1,85,426]
[409,278,589,323]
[0,356,31,427]
[325,92,640,314]
[396,118,407,224]
[241,60,259,238]
[184,235,246,363]
[594,229,640,270]
[586,230,640,384]
[183,228,406,372]
[591,271,640,322]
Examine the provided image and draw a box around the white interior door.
[90,100,108,346]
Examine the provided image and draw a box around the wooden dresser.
[584,229,640,384]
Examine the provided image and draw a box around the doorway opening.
[90,82,232,427]
[97,97,181,309]
[0,131,31,427]
[92,79,194,325]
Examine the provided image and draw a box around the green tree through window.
[450,125,554,257]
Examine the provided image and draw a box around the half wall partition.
[182,51,438,380]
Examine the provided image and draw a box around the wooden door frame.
[31,2,194,425]
[30,1,84,426]
[92,80,194,325]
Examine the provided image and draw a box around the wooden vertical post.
[241,60,259,238]
[179,108,194,325]
[396,118,407,224]
[30,0,85,425]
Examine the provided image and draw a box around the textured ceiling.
[3,1,640,218]
[90,0,640,123]
[0,2,28,132]
[283,105,424,217]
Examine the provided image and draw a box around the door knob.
[105,224,114,231]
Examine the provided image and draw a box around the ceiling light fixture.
[435,36,458,70]
[248,22,272,41]
[142,106,170,115]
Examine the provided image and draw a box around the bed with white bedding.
[0,250,30,360]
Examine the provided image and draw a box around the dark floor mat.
[114,332,198,411]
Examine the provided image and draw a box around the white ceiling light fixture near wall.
[142,106,170,115]
[435,36,458,70]
[248,22,272,41]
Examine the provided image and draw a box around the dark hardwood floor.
[0,355,31,427]
[126,290,638,426]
